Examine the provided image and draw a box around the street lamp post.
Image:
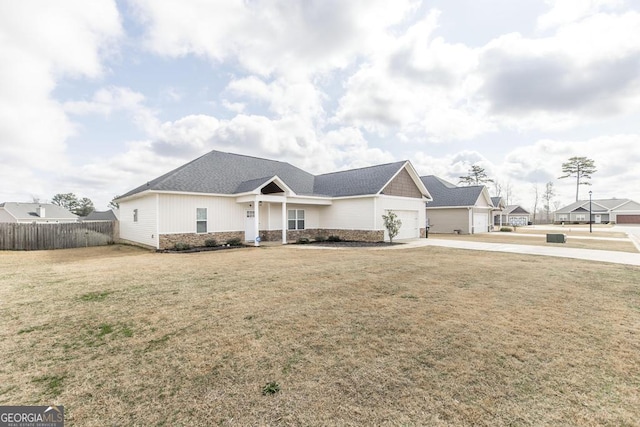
[589,190,593,233]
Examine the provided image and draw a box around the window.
[558,214,568,221]
[133,209,138,222]
[196,208,207,233]
[575,214,586,221]
[288,209,305,230]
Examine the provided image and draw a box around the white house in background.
[554,199,640,224]
[420,176,494,234]
[115,150,432,249]
[496,205,531,227]
[0,202,78,223]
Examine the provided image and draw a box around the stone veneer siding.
[286,228,384,242]
[159,231,244,249]
[160,228,387,248]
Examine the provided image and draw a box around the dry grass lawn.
[1,245,639,426]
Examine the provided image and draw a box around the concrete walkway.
[393,238,640,267]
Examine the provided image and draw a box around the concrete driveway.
[613,224,640,251]
[397,237,640,266]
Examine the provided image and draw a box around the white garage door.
[386,210,419,240]
[473,212,489,234]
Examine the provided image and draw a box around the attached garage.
[390,209,419,240]
[617,215,640,224]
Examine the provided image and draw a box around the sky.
[1,0,639,212]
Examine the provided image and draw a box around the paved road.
[395,237,640,267]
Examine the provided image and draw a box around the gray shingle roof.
[420,175,490,207]
[314,161,407,197]
[0,202,78,220]
[119,151,316,198]
[504,205,530,215]
[118,151,418,199]
[82,210,117,221]
[491,197,504,208]
[555,199,635,213]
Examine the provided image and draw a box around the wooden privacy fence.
[0,222,117,251]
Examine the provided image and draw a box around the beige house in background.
[420,176,494,234]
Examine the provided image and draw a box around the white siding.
[158,194,243,233]
[119,194,159,248]
[377,196,426,233]
[287,204,321,229]
[320,198,375,229]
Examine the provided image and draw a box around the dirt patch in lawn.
[1,245,639,426]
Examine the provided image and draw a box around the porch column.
[254,196,260,247]
[282,200,287,244]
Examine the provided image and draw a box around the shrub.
[204,239,218,247]
[314,235,327,242]
[174,242,191,251]
[500,227,513,232]
[226,238,243,246]
[327,235,341,242]
[296,237,310,244]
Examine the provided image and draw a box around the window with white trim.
[133,209,138,222]
[288,209,305,230]
[196,208,207,233]
[558,214,568,221]
[575,214,586,221]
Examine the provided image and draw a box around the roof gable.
[505,205,530,215]
[420,175,489,207]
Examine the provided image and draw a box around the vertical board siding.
[0,222,116,250]
[119,195,158,247]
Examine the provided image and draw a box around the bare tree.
[493,180,503,197]
[542,181,556,223]
[504,181,514,206]
[532,184,539,224]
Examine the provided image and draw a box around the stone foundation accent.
[159,231,244,249]
[160,228,387,248]
[287,228,384,242]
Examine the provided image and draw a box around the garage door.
[387,210,419,240]
[617,215,640,224]
[473,212,489,233]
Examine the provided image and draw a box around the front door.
[595,214,602,224]
[244,210,255,242]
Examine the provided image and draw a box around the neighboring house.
[0,202,78,223]
[491,196,506,227]
[420,176,494,234]
[496,205,531,226]
[81,210,118,222]
[115,150,432,249]
[554,199,640,224]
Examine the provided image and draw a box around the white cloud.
[133,0,419,78]
[0,0,122,201]
[64,86,159,134]
[537,0,624,30]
